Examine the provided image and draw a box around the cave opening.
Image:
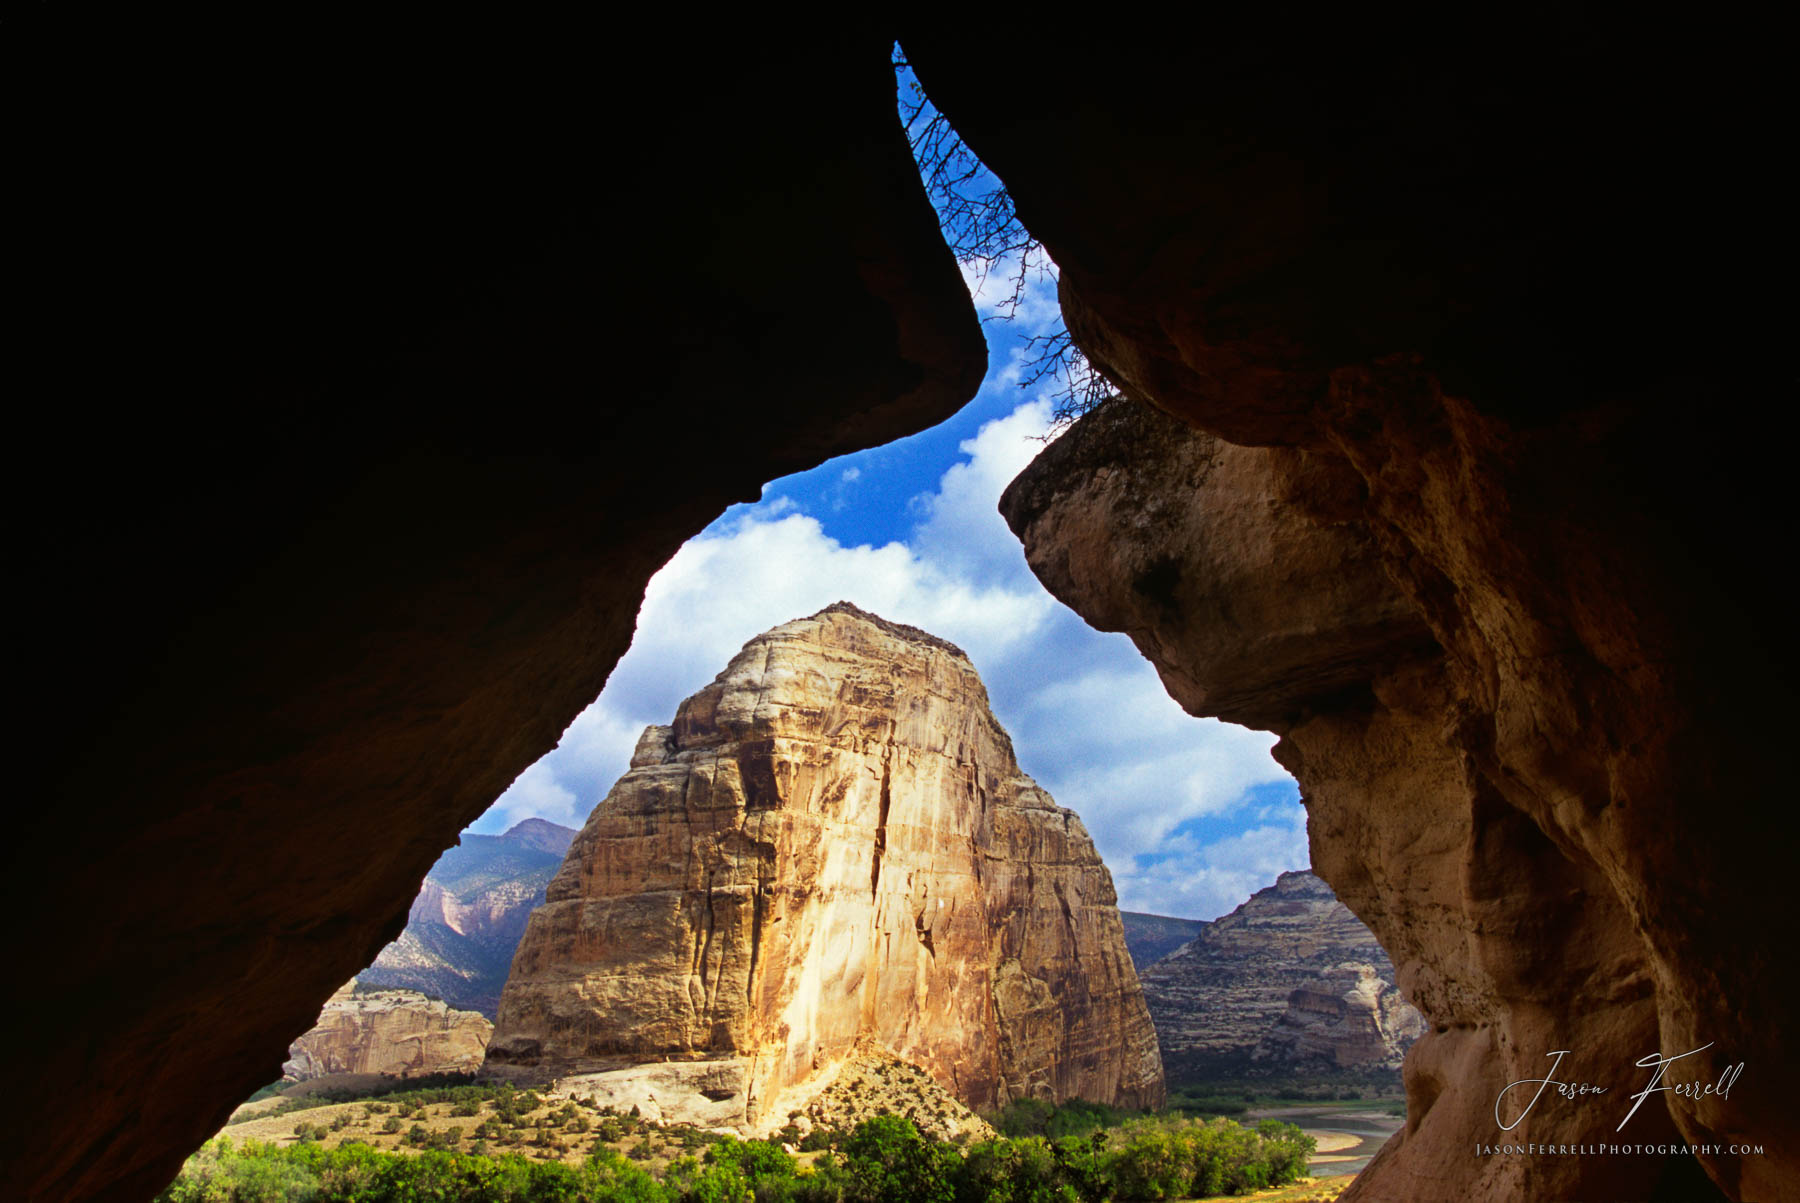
[12,15,1786,1203]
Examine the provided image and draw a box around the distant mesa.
[1139,870,1424,1080]
[485,602,1165,1133]
[283,982,492,1084]
[358,818,577,1016]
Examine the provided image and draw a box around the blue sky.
[464,256,1310,920]
[461,73,1310,920]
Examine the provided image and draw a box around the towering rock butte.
[282,983,492,1082]
[1139,871,1424,1079]
[487,603,1164,1129]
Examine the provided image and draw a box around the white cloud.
[478,760,582,834]
[1112,801,1312,920]
[473,391,1303,918]
[959,244,1064,330]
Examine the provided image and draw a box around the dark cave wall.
[912,17,1791,1202]
[5,14,1790,1202]
[6,19,983,1202]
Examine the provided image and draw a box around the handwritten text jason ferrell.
[1494,1043,1745,1133]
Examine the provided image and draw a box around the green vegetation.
[1163,1075,1403,1122]
[160,1113,1314,1202]
[230,1073,492,1124]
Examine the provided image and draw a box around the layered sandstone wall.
[488,604,1164,1127]
[1139,870,1421,1078]
[1000,395,1757,1199]
[283,984,492,1081]
[913,24,1787,1199]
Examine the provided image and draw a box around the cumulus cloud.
[1112,797,1311,920]
[959,244,1064,330]
[471,321,1303,917]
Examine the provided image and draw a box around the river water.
[1243,1107,1405,1178]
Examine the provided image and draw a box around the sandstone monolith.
[487,603,1163,1129]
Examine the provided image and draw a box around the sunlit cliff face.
[488,604,1164,1127]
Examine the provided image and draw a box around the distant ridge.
[1118,911,1205,970]
[501,817,578,857]
[358,818,578,1016]
[1138,871,1424,1081]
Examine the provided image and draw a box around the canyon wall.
[1140,871,1422,1080]
[488,603,1164,1126]
[283,984,492,1082]
[10,21,984,1201]
[912,20,1786,1200]
[1000,399,1767,1199]
[361,819,578,1015]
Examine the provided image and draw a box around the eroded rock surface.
[488,604,1164,1128]
[1255,965,1428,1072]
[928,25,1786,1199]
[361,819,578,1015]
[1139,871,1421,1079]
[1003,393,1768,1199]
[282,983,492,1081]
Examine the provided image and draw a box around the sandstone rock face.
[282,984,492,1081]
[1138,871,1421,1079]
[361,819,578,1015]
[1255,965,1428,1072]
[1002,395,1762,1199]
[921,24,1786,1197]
[488,604,1164,1127]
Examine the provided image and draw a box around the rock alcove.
[8,13,1789,1202]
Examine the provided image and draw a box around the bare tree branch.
[893,46,1117,428]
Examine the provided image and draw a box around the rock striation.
[922,24,1788,1199]
[1000,393,1768,1199]
[361,819,578,1016]
[1255,965,1426,1072]
[1138,871,1422,1079]
[487,603,1164,1129]
[283,983,492,1082]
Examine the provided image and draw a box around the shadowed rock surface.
[487,604,1164,1127]
[1117,912,1206,972]
[360,820,578,1016]
[1140,871,1422,1080]
[282,983,492,1082]
[943,21,1788,1197]
[8,20,983,1201]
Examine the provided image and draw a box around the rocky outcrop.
[361,819,578,1015]
[1255,965,1427,1072]
[1001,388,1772,1200]
[1117,913,1205,972]
[282,984,492,1082]
[922,23,1787,1196]
[488,604,1164,1128]
[12,21,985,1201]
[1138,871,1421,1078]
